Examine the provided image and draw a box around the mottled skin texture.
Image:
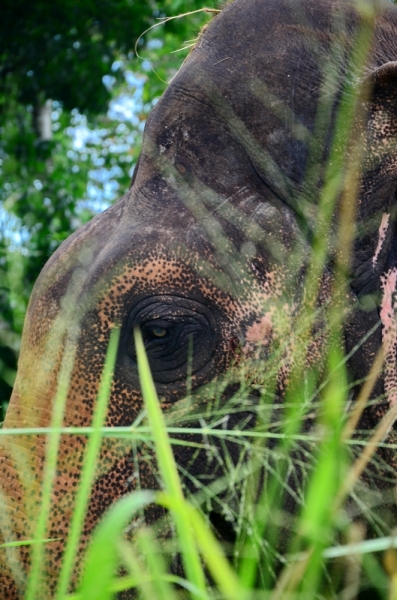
[1,0,397,596]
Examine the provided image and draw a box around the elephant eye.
[150,326,167,338]
[142,323,171,345]
[123,295,217,385]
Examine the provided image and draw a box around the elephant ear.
[349,61,397,410]
[350,61,397,300]
[365,60,397,186]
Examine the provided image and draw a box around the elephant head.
[2,0,397,596]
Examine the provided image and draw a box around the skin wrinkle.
[170,81,293,205]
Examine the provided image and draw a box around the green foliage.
[1,0,154,114]
[0,0,221,410]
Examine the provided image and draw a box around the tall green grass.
[2,332,395,599]
[1,323,397,599]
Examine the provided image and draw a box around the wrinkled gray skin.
[1,0,397,596]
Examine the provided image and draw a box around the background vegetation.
[0,0,221,413]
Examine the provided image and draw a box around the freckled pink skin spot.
[243,314,273,356]
[380,267,397,406]
[373,212,390,268]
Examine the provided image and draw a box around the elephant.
[2,0,397,596]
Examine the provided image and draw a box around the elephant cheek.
[5,341,63,430]
[0,361,61,557]
[0,426,45,595]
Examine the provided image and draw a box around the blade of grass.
[342,347,384,441]
[118,528,178,600]
[68,574,198,600]
[158,491,245,600]
[336,401,397,509]
[77,490,155,600]
[25,334,78,600]
[323,535,397,559]
[134,327,207,599]
[180,497,245,600]
[264,2,379,593]
[55,327,120,598]
[0,538,61,548]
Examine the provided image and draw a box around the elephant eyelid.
[147,326,168,338]
[141,322,173,343]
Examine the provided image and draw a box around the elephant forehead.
[88,253,284,346]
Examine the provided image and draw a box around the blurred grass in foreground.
[2,1,397,598]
